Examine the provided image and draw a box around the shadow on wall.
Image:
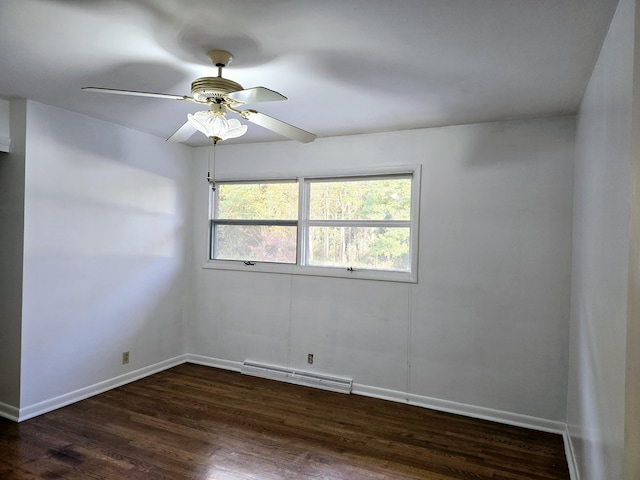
[19,145,186,406]
[570,298,610,480]
[26,158,179,257]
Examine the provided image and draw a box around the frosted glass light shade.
[187,110,248,141]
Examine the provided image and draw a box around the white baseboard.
[185,355,566,435]
[0,401,20,422]
[187,354,242,372]
[10,354,232,422]
[563,426,580,480]
[17,354,188,422]
[10,352,575,478]
[352,383,566,434]
[6,352,569,434]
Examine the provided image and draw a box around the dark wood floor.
[0,363,569,479]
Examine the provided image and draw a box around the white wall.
[567,0,637,478]
[626,3,640,476]
[18,101,193,411]
[0,99,27,416]
[189,116,575,425]
[0,98,10,152]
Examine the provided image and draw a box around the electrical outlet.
[122,351,130,365]
[307,353,313,364]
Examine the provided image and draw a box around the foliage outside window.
[212,181,298,263]
[306,176,412,272]
[209,169,419,281]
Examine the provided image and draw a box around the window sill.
[202,260,417,283]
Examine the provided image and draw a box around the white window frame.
[204,165,421,283]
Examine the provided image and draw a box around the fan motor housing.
[191,77,243,102]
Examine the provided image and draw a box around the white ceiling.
[0,0,617,146]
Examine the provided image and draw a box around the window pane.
[309,177,411,221]
[218,182,298,220]
[308,226,410,271]
[213,224,297,263]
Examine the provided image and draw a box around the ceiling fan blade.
[240,109,316,143]
[167,121,197,143]
[82,87,191,101]
[226,87,287,105]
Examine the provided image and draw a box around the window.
[211,181,298,263]
[305,176,412,272]
[208,167,420,282]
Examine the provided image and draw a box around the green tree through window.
[210,172,417,277]
[307,176,411,271]
[214,182,298,263]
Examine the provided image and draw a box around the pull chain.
[207,136,217,191]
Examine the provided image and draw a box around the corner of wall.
[0,98,27,411]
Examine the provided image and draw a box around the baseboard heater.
[241,361,353,394]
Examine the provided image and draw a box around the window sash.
[306,225,411,272]
[301,175,413,269]
[305,174,412,222]
[210,221,298,263]
[214,179,298,221]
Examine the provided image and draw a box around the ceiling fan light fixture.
[187,107,247,142]
[84,49,315,144]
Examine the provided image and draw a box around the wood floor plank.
[0,364,570,479]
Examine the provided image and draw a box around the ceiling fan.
[82,50,316,144]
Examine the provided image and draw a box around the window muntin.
[208,169,419,281]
